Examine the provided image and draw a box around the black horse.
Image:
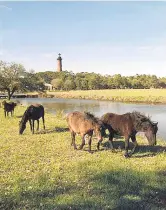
[2,100,17,117]
[101,111,158,158]
[19,104,45,134]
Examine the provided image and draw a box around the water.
[15,98,166,140]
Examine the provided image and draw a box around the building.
[57,53,62,72]
[44,83,53,91]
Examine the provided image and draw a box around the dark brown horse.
[2,100,17,117]
[66,111,104,152]
[101,111,158,158]
[19,104,45,134]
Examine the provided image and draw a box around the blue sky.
[0,1,166,76]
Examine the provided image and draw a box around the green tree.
[0,60,26,100]
[20,72,45,92]
[51,78,63,90]
[63,79,76,90]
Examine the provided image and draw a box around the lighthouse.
[57,53,62,72]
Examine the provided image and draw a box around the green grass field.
[0,105,166,209]
[47,89,166,104]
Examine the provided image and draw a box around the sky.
[0,1,166,76]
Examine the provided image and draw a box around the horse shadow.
[16,115,23,118]
[36,127,69,134]
[102,136,166,158]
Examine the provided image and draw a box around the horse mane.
[20,106,31,126]
[128,111,154,129]
[84,111,100,124]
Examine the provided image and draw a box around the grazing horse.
[101,111,158,158]
[66,111,105,152]
[2,100,17,117]
[19,104,45,134]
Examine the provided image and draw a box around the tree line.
[37,71,166,90]
[0,60,166,99]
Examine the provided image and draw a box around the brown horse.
[66,111,104,152]
[19,104,45,134]
[101,111,158,158]
[2,100,17,117]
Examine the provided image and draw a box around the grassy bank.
[46,89,166,104]
[0,105,166,209]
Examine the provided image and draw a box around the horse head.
[93,120,105,143]
[19,120,26,135]
[141,120,158,146]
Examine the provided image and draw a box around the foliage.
[1,59,166,94]
[37,71,166,91]
[51,78,63,90]
[63,79,76,90]
[20,72,45,92]
[0,61,45,98]
[0,61,26,99]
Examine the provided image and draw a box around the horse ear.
[152,122,158,126]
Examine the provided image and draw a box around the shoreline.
[48,94,166,105]
[42,89,166,105]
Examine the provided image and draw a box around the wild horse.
[2,100,17,117]
[19,104,45,134]
[101,111,158,158]
[66,111,105,152]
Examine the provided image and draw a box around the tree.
[20,72,45,92]
[63,79,76,90]
[51,78,63,90]
[0,61,26,100]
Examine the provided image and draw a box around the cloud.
[0,5,12,11]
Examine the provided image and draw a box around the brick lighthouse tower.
[57,53,62,72]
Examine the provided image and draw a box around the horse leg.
[108,130,114,150]
[88,136,92,152]
[4,111,6,118]
[42,115,45,130]
[129,135,138,156]
[29,120,32,132]
[79,134,86,150]
[97,129,103,150]
[32,120,35,134]
[71,131,77,150]
[37,119,39,131]
[124,136,130,158]
[88,131,93,152]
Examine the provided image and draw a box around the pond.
[15,98,166,140]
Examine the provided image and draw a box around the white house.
[44,83,53,91]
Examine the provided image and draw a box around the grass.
[46,89,166,104]
[0,105,166,209]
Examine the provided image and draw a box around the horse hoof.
[124,153,130,158]
[79,146,84,150]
